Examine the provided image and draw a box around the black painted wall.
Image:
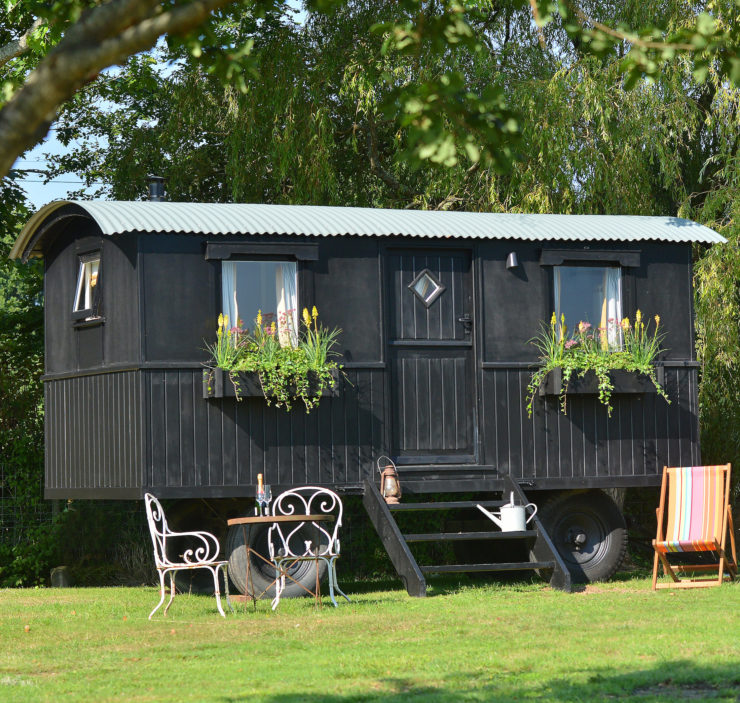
[38,212,700,498]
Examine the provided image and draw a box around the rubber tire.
[536,490,627,583]
[166,500,227,594]
[226,523,328,599]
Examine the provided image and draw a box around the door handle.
[457,313,473,333]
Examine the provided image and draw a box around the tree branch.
[0,17,46,69]
[366,111,419,199]
[0,0,236,179]
[564,1,696,52]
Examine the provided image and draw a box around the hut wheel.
[536,489,628,583]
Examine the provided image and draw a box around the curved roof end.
[9,201,80,261]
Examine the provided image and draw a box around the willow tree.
[35,1,740,475]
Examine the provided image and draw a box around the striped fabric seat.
[652,463,737,590]
[654,466,724,554]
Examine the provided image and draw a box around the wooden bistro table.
[226,513,334,609]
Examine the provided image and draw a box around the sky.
[13,4,308,212]
[14,131,103,211]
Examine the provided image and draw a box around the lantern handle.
[376,455,396,477]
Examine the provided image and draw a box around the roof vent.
[147,175,166,202]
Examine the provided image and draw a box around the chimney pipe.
[147,175,166,202]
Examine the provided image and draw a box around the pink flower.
[565,340,577,349]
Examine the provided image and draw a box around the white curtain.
[276,263,298,346]
[221,262,238,330]
[604,268,622,348]
[553,268,563,337]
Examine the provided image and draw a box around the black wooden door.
[387,248,476,464]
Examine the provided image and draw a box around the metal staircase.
[363,475,572,595]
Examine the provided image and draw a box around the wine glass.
[262,485,272,515]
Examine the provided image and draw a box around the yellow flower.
[654,314,660,327]
[218,313,224,328]
[257,310,262,328]
[312,306,318,320]
[302,307,312,328]
[223,314,229,329]
[550,312,557,328]
[636,309,642,324]
[271,321,276,334]
[621,317,630,330]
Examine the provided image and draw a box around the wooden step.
[403,530,537,542]
[421,561,555,574]
[388,500,507,511]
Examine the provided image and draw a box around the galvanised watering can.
[476,492,537,532]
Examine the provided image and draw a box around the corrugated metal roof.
[10,200,726,259]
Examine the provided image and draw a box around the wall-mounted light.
[506,252,520,270]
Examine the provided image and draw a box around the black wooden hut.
[10,201,724,591]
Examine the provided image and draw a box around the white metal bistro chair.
[268,486,350,609]
[144,493,233,619]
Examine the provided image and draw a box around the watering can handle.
[525,503,538,523]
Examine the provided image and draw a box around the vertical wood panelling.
[45,364,697,494]
[45,371,142,491]
[484,367,698,481]
[391,354,473,455]
[141,369,385,491]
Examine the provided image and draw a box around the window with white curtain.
[554,266,622,347]
[221,261,298,344]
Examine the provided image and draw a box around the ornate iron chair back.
[270,486,343,558]
[143,493,233,618]
[268,486,349,608]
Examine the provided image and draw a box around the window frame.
[71,250,103,324]
[553,263,624,347]
[220,257,300,340]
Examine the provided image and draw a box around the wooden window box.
[538,366,665,397]
[202,367,340,399]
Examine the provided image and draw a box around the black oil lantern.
[378,456,402,504]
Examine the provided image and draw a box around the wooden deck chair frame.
[652,464,737,590]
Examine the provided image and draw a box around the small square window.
[222,261,298,345]
[554,265,622,347]
[73,254,101,316]
[408,269,445,307]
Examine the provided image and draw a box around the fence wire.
[0,464,54,546]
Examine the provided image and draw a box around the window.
[73,253,101,318]
[222,261,298,344]
[554,266,622,347]
[408,268,446,307]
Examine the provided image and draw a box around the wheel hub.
[567,526,588,550]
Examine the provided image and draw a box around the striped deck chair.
[652,464,737,590]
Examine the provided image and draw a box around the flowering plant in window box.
[203,307,343,411]
[526,311,670,417]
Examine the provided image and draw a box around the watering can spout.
[476,503,502,528]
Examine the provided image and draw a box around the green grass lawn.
[1,574,738,702]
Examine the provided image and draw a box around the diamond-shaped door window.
[408,268,446,307]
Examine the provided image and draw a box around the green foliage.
[532,0,740,88]
[0,177,49,586]
[207,307,342,411]
[527,312,669,417]
[28,1,740,477]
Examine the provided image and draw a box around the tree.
[2,1,738,182]
[47,1,740,476]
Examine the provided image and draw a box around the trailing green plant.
[206,307,342,411]
[527,311,669,417]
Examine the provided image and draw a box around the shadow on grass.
[220,661,740,702]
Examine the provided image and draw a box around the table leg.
[242,525,257,611]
